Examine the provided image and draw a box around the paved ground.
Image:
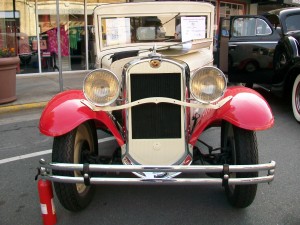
[0,72,88,114]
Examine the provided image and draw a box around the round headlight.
[190,67,227,104]
[83,69,120,106]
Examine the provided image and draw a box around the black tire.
[52,121,98,212]
[292,73,300,122]
[221,121,258,208]
[273,45,289,76]
[244,61,257,73]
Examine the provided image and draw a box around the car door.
[218,15,280,85]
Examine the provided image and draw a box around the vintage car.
[37,1,276,212]
[218,7,300,122]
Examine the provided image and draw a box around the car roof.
[266,7,300,17]
[93,1,214,16]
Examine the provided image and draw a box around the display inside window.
[100,14,207,48]
[0,15,17,58]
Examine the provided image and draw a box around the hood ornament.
[148,44,160,57]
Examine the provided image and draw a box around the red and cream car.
[38,1,276,211]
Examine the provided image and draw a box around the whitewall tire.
[292,74,300,122]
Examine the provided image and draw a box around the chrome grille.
[130,73,181,139]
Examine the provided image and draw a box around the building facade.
[0,0,298,76]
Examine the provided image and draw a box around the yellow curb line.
[0,101,48,114]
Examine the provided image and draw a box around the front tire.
[52,121,98,212]
[221,121,258,208]
[292,74,300,122]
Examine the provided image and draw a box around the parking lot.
[0,88,299,225]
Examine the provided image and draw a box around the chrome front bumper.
[37,159,276,186]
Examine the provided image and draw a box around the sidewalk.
[0,72,88,114]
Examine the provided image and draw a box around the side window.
[286,14,300,32]
[256,19,272,35]
[232,17,272,37]
[232,18,255,36]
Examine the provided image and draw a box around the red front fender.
[39,90,124,146]
[189,86,274,146]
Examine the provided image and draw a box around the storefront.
[0,0,253,76]
[1,0,124,75]
[254,0,300,14]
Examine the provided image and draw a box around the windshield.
[99,14,207,48]
[285,13,300,33]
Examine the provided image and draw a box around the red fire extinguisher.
[37,179,57,225]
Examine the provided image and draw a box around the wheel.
[244,61,257,73]
[292,73,300,122]
[274,45,289,76]
[52,121,98,212]
[221,121,258,208]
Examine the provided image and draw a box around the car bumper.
[37,159,276,186]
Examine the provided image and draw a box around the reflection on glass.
[100,15,207,48]
[0,10,18,58]
[37,2,85,72]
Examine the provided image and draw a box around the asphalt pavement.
[0,71,88,114]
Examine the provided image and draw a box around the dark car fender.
[189,86,274,146]
[284,36,300,88]
[39,90,125,146]
[273,36,299,84]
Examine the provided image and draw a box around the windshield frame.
[97,14,210,50]
[92,1,215,58]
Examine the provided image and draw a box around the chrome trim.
[38,159,276,186]
[123,57,189,167]
[229,41,278,45]
[43,175,274,185]
[83,68,121,106]
[81,96,232,112]
[123,57,189,130]
[190,66,227,104]
[121,153,193,179]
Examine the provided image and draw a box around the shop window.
[0,12,18,56]
[220,2,244,18]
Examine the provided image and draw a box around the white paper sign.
[181,17,206,42]
[40,204,48,215]
[105,18,131,46]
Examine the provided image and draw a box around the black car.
[218,7,300,122]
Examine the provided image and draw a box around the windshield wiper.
[162,13,180,26]
[154,39,193,51]
[141,39,193,56]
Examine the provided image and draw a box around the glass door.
[36,0,85,73]
[1,0,39,74]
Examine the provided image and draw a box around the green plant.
[0,48,16,58]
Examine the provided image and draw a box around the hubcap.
[74,125,94,195]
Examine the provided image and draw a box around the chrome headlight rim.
[83,69,120,107]
[190,66,227,104]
